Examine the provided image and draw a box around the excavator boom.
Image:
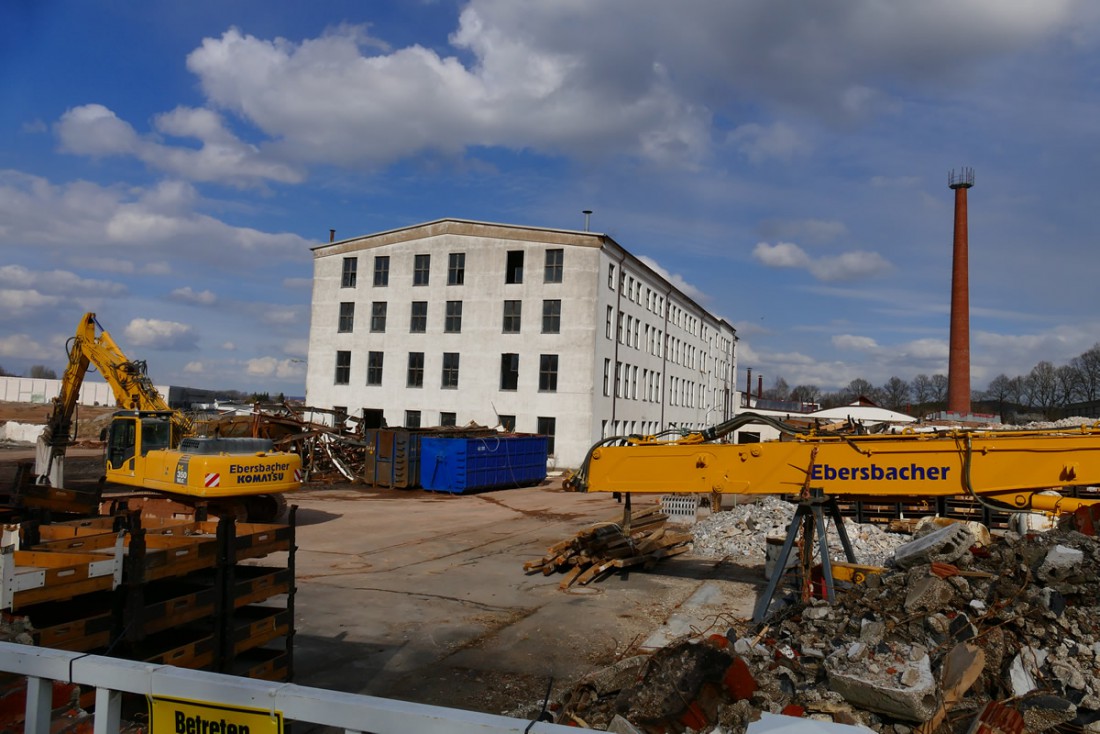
[574,414,1100,516]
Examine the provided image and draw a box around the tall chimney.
[947,168,974,415]
[746,368,752,398]
[757,375,763,399]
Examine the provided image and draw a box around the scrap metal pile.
[549,518,1100,733]
[200,404,367,483]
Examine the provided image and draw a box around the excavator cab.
[106,411,174,475]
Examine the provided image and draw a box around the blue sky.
[3,0,1100,398]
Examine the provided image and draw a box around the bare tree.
[930,374,948,402]
[881,376,911,412]
[28,365,57,379]
[764,377,790,401]
[911,374,934,406]
[984,374,1015,420]
[843,378,877,404]
[1026,361,1060,418]
[790,384,820,405]
[1070,344,1100,403]
[1055,364,1080,408]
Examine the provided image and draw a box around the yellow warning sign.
[149,696,282,734]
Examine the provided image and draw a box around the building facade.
[305,219,738,469]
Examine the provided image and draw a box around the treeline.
[759,343,1100,421]
[0,364,58,379]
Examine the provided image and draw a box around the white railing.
[0,641,574,734]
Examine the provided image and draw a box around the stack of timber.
[0,510,296,682]
[524,504,693,588]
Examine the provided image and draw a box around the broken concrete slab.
[893,523,975,569]
[825,652,938,722]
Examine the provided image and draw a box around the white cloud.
[728,122,811,163]
[170,287,218,306]
[0,172,311,265]
[833,334,879,352]
[0,333,53,360]
[0,289,61,312]
[0,265,126,297]
[753,242,892,281]
[184,361,205,373]
[124,318,197,350]
[637,255,706,301]
[221,342,237,351]
[57,104,303,186]
[246,356,305,379]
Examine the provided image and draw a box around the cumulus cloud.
[753,241,892,281]
[246,356,305,379]
[0,333,53,360]
[57,104,303,186]
[123,318,198,350]
[0,265,126,296]
[184,361,205,373]
[0,172,311,265]
[637,255,706,302]
[728,122,811,163]
[170,287,218,305]
[833,334,879,352]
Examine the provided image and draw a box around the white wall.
[0,375,170,409]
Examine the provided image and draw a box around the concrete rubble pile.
[551,518,1100,733]
[691,496,911,566]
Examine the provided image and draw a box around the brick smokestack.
[947,168,974,415]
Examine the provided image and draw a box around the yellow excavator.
[566,412,1100,619]
[32,313,301,522]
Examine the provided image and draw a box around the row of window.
[602,358,709,407]
[331,409,557,454]
[339,299,562,335]
[341,249,565,288]
[605,306,708,371]
[608,262,708,340]
[334,351,560,392]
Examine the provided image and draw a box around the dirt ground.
[0,399,767,723]
[0,399,117,440]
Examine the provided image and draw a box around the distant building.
[304,219,739,468]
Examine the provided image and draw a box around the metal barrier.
[0,641,574,734]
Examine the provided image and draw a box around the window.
[405,410,421,429]
[505,251,524,284]
[413,254,430,286]
[537,416,556,455]
[544,249,563,283]
[440,412,457,427]
[541,299,561,334]
[367,351,383,386]
[608,263,615,290]
[603,358,610,397]
[498,415,516,432]
[500,353,519,390]
[373,256,389,287]
[338,302,354,333]
[341,257,357,288]
[606,306,613,339]
[503,300,522,333]
[410,301,427,333]
[448,253,465,285]
[441,352,460,389]
[334,350,351,384]
[539,354,558,392]
[444,301,463,333]
[370,302,387,332]
[407,352,424,387]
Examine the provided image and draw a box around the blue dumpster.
[419,435,548,493]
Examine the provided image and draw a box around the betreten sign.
[149,696,282,734]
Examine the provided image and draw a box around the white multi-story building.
[305,219,738,469]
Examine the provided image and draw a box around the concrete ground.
[279,479,766,719]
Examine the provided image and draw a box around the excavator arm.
[36,313,192,485]
[570,413,1100,517]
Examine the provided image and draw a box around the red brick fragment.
[722,656,758,701]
